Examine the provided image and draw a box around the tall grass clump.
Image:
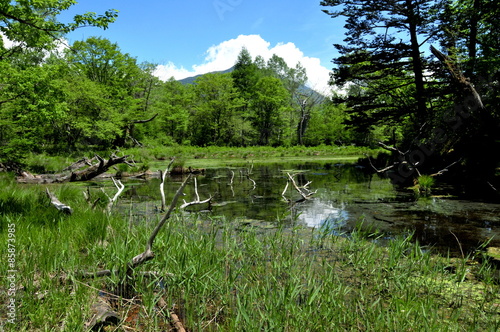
[0,174,124,330]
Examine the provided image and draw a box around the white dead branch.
[159,158,176,212]
[180,177,212,209]
[104,178,125,213]
[228,170,235,197]
[281,180,290,202]
[45,188,73,214]
[246,174,257,190]
[283,172,317,203]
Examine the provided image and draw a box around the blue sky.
[58,0,346,93]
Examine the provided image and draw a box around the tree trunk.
[17,154,132,184]
[407,0,427,126]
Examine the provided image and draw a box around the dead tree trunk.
[70,154,132,182]
[17,154,133,184]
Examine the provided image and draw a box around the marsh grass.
[21,145,383,175]
[2,173,500,331]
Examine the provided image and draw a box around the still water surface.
[121,161,500,255]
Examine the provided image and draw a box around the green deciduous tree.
[250,76,290,146]
[304,101,351,146]
[0,0,117,54]
[153,78,193,145]
[0,0,117,164]
[191,73,242,146]
[63,37,155,148]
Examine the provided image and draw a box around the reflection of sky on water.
[296,199,349,230]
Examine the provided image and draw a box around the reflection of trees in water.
[116,163,500,255]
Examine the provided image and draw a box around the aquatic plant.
[413,174,436,197]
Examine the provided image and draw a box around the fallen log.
[62,157,97,172]
[17,153,133,184]
[170,166,205,175]
[70,154,133,182]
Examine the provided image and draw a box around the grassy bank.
[22,145,383,173]
[1,173,500,331]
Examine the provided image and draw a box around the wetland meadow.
[2,146,500,331]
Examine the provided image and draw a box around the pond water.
[119,161,500,256]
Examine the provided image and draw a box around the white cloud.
[1,31,19,49]
[1,31,70,58]
[154,34,332,95]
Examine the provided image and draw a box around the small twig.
[430,159,462,177]
[487,181,497,192]
[450,231,465,259]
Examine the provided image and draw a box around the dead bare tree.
[39,158,193,331]
[80,174,192,280]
